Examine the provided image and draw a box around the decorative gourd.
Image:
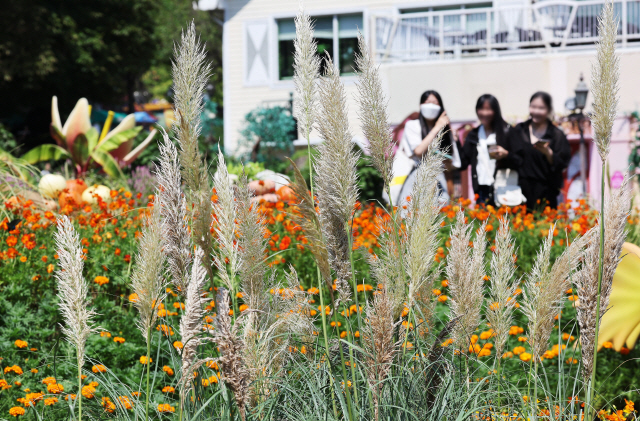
[276,185,295,202]
[248,180,276,196]
[82,185,111,204]
[38,174,66,199]
[59,179,88,208]
[252,193,279,203]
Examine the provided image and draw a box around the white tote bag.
[494,168,527,207]
[383,138,416,206]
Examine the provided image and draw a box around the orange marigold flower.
[47,264,55,273]
[94,276,109,286]
[41,377,56,385]
[163,366,174,376]
[602,341,613,349]
[47,383,64,394]
[129,293,138,302]
[139,356,152,365]
[44,397,58,406]
[157,404,175,413]
[81,386,96,399]
[9,406,25,417]
[100,331,112,338]
[437,295,448,303]
[513,346,526,355]
[118,396,134,410]
[113,337,125,344]
[14,340,27,349]
[92,365,107,373]
[162,386,175,393]
[6,236,18,247]
[30,369,38,374]
[519,352,532,362]
[173,341,183,350]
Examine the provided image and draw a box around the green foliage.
[240,105,296,169]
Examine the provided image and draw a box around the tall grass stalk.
[587,0,620,415]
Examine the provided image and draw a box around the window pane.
[338,14,363,38]
[279,40,295,79]
[316,37,334,75]
[339,37,358,74]
[278,19,296,41]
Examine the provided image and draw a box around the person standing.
[398,90,458,203]
[512,92,571,209]
[458,94,523,205]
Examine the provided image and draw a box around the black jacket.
[511,119,571,190]
[458,124,523,192]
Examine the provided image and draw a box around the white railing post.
[439,12,445,57]
[622,0,628,47]
[371,15,377,61]
[486,10,492,56]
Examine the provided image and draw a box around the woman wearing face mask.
[512,91,571,209]
[458,94,523,205]
[398,90,457,202]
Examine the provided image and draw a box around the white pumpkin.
[81,185,112,204]
[38,174,67,199]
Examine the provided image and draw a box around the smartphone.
[488,145,499,154]
[536,138,550,145]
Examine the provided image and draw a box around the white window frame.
[269,7,369,89]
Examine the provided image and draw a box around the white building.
[199,0,640,155]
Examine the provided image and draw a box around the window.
[277,13,363,80]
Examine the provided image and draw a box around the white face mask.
[420,103,441,120]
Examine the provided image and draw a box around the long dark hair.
[529,91,553,112]
[418,90,453,152]
[475,94,507,145]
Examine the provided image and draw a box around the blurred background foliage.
[0,0,223,151]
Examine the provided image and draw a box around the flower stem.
[145,327,151,421]
[77,353,82,421]
[588,161,607,417]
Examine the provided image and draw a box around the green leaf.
[86,127,99,153]
[72,133,90,167]
[91,149,125,179]
[49,123,67,149]
[21,144,70,164]
[97,127,142,152]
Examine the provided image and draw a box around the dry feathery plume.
[293,5,320,139]
[314,55,360,305]
[575,175,630,379]
[213,288,250,421]
[355,33,394,188]
[485,218,519,359]
[131,200,167,341]
[446,211,487,350]
[287,159,332,293]
[211,151,239,291]
[178,248,209,395]
[156,129,192,294]
[522,226,590,359]
[172,21,212,193]
[54,216,99,368]
[590,0,620,161]
[369,220,406,320]
[404,132,446,317]
[361,288,401,421]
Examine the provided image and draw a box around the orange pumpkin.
[276,185,295,202]
[58,179,87,208]
[248,180,276,196]
[251,193,279,203]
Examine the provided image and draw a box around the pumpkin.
[248,180,276,196]
[251,193,279,203]
[38,174,66,199]
[59,179,88,208]
[82,185,112,204]
[276,185,295,202]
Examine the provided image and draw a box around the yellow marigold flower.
[502,351,514,359]
[14,340,28,349]
[9,406,25,417]
[100,331,112,338]
[0,379,10,390]
[162,366,174,376]
[157,309,168,317]
[441,338,454,347]
[139,356,152,365]
[30,369,38,374]
[94,276,109,286]
[518,336,528,342]
[47,264,55,273]
[44,397,58,406]
[603,341,613,349]
[478,348,492,357]
[64,394,77,401]
[479,330,494,340]
[156,325,174,336]
[513,346,526,355]
[81,386,96,399]
[113,337,125,344]
[88,381,98,387]
[47,383,64,394]
[208,374,218,384]
[173,341,183,350]
[102,397,116,413]
[92,365,107,373]
[172,302,185,310]
[129,293,139,302]
[519,352,532,362]
[41,377,56,385]
[201,378,210,387]
[5,365,23,375]
[205,361,219,370]
[162,386,175,393]
[20,256,27,263]
[157,404,175,413]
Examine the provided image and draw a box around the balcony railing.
[372,0,640,62]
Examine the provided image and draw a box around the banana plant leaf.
[50,124,67,149]
[86,127,99,154]
[91,148,125,179]
[22,144,71,164]
[72,133,90,168]
[96,127,142,153]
